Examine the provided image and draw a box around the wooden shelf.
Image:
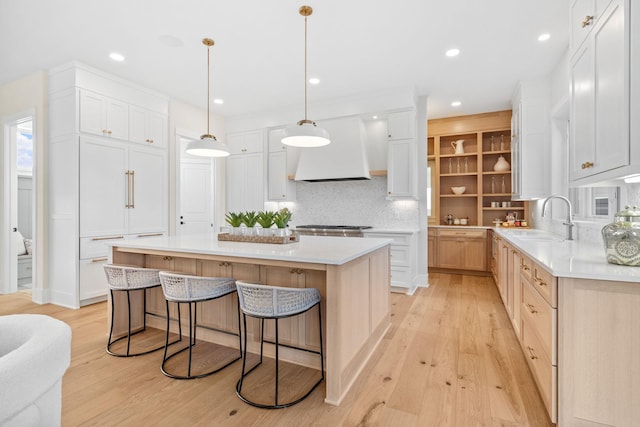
[430,110,529,227]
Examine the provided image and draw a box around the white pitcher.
[451,140,465,154]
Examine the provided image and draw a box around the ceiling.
[0,0,569,120]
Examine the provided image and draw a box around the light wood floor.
[0,273,553,426]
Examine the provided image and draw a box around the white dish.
[451,186,466,194]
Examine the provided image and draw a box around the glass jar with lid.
[601,205,640,266]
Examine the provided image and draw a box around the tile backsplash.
[277,176,419,229]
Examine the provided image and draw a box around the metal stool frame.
[159,273,242,380]
[235,283,324,409]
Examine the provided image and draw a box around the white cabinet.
[79,137,167,237]
[387,111,417,199]
[226,130,264,213]
[511,80,550,199]
[570,0,613,55]
[267,128,296,201]
[364,230,418,295]
[79,90,129,140]
[129,106,167,148]
[48,63,169,308]
[569,0,630,182]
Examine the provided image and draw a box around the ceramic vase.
[493,155,510,172]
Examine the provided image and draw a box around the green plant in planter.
[256,211,275,229]
[241,211,258,228]
[224,212,243,228]
[274,208,292,229]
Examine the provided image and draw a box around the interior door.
[179,161,213,236]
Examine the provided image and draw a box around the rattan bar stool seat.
[235,281,324,409]
[103,264,165,357]
[159,272,242,380]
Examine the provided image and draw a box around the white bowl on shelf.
[451,186,466,194]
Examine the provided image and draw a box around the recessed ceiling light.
[213,99,224,105]
[109,52,125,62]
[445,48,460,57]
[451,101,462,107]
[309,77,320,85]
[372,115,378,119]
[538,33,551,42]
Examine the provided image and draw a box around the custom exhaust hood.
[294,116,372,182]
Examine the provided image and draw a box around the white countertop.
[110,234,392,266]
[493,228,640,283]
[364,228,420,234]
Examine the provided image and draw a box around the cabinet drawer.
[17,259,32,279]
[521,314,557,421]
[79,258,109,301]
[390,246,410,266]
[520,254,533,282]
[365,232,411,245]
[532,264,557,307]
[438,229,486,239]
[80,235,126,260]
[521,279,556,363]
[390,266,411,285]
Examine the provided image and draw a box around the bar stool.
[103,264,165,357]
[235,281,324,409]
[158,272,242,379]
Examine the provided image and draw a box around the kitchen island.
[108,234,391,406]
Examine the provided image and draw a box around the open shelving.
[428,111,528,227]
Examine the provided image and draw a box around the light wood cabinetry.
[48,63,169,308]
[494,238,557,422]
[267,128,296,201]
[387,110,417,199]
[570,0,631,183]
[225,130,265,213]
[429,111,527,227]
[432,228,487,272]
[559,277,640,426]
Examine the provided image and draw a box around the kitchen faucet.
[541,195,574,240]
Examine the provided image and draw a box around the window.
[16,121,33,175]
[568,186,619,221]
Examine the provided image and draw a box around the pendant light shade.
[281,5,330,148]
[186,38,230,157]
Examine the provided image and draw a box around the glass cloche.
[601,205,640,266]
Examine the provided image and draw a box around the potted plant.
[273,208,292,236]
[241,211,258,236]
[256,211,275,236]
[224,212,243,235]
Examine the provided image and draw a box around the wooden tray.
[217,233,299,244]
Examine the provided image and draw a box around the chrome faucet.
[541,195,574,240]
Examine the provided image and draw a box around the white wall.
[0,72,47,298]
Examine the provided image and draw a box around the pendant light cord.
[304,13,308,121]
[207,42,211,135]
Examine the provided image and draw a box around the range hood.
[294,116,371,182]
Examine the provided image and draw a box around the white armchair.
[0,314,72,427]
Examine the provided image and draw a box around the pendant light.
[281,5,331,148]
[186,38,230,157]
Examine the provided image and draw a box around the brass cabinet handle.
[527,346,538,360]
[137,233,163,238]
[107,130,113,135]
[91,257,108,263]
[102,129,108,134]
[521,265,530,272]
[512,249,517,254]
[219,261,231,267]
[91,235,124,241]
[581,15,594,27]
[533,276,547,287]
[526,303,538,314]
[162,256,173,261]
[289,268,304,275]
[581,161,594,169]
[125,171,131,208]
[130,170,135,208]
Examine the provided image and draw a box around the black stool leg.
[107,289,116,352]
[274,318,279,407]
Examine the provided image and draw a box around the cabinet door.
[387,111,414,140]
[79,257,109,301]
[593,0,628,174]
[129,107,167,147]
[388,139,416,198]
[79,137,128,237]
[128,146,167,234]
[268,151,288,200]
[146,112,167,148]
[245,153,265,211]
[436,237,461,270]
[106,98,128,140]
[428,233,436,267]
[79,90,106,137]
[226,155,246,213]
[570,43,595,180]
[464,237,487,271]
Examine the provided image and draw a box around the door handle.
[130,170,135,208]
[180,221,185,225]
[125,171,131,208]
[13,227,17,232]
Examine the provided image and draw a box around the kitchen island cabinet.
[108,234,391,406]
